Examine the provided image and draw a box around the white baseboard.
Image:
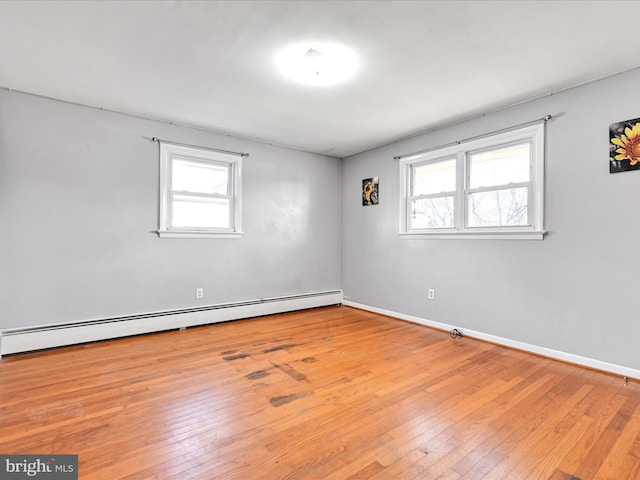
[0,290,343,357]
[344,300,639,380]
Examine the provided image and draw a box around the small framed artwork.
[610,116,640,174]
[362,177,379,206]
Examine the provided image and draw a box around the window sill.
[157,230,243,239]
[397,230,546,240]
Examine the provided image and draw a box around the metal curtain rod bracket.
[393,114,552,161]
[151,137,249,157]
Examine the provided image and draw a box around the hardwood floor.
[1,306,638,479]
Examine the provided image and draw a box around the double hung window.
[400,123,545,239]
[158,142,242,238]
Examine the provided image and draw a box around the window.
[158,142,242,238]
[410,158,456,229]
[399,123,545,239]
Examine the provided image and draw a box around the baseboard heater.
[0,290,343,357]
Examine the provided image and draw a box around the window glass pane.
[469,143,530,189]
[467,187,528,227]
[172,195,230,229]
[172,158,229,195]
[413,159,456,195]
[411,196,454,229]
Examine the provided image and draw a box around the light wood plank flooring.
[1,306,638,479]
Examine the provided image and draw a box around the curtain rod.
[152,137,249,158]
[393,115,552,161]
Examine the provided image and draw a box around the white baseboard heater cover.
[0,290,343,357]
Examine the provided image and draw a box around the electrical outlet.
[196,287,204,299]
[428,288,435,300]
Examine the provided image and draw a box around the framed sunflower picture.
[610,116,640,173]
[362,177,379,206]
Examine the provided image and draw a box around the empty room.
[1,1,639,479]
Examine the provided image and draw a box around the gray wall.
[0,90,341,329]
[2,68,638,371]
[341,68,640,370]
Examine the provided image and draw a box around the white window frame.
[399,123,545,240]
[157,142,243,239]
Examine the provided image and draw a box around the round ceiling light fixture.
[276,42,358,87]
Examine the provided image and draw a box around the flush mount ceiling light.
[276,43,358,86]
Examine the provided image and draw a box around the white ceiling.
[1,0,640,158]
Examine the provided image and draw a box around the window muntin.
[399,123,545,239]
[158,143,242,238]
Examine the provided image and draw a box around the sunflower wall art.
[362,177,379,206]
[610,117,640,173]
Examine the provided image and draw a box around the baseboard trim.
[0,290,343,357]
[344,300,639,380]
